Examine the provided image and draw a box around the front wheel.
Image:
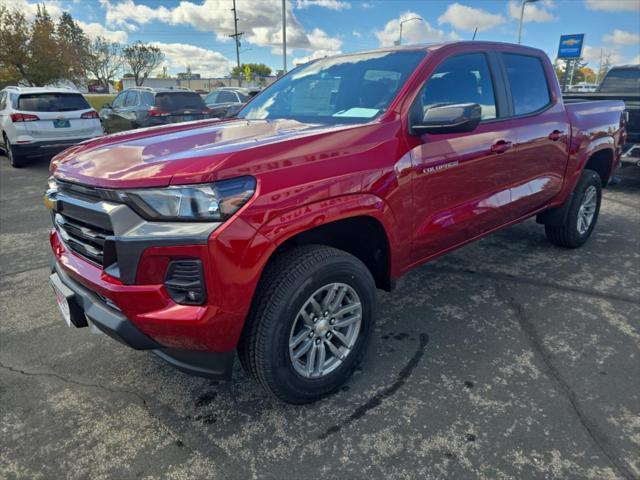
[239,245,376,404]
[545,169,602,248]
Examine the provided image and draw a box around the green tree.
[85,37,123,91]
[0,6,29,87]
[122,42,164,86]
[56,12,90,85]
[25,5,64,86]
[231,63,272,78]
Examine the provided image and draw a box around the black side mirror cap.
[411,103,482,135]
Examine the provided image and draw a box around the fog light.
[164,259,206,305]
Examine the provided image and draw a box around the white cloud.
[101,0,341,56]
[584,0,640,11]
[602,29,640,46]
[292,49,340,65]
[77,21,128,43]
[361,1,374,8]
[629,55,640,65]
[0,0,63,19]
[437,3,505,32]
[352,30,362,38]
[151,42,234,77]
[375,11,456,47]
[507,0,556,22]
[582,45,625,66]
[296,0,350,10]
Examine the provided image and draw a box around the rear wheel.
[545,169,602,248]
[4,136,26,168]
[238,245,376,404]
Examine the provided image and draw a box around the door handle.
[491,140,512,154]
[548,130,564,141]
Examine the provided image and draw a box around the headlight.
[118,176,256,221]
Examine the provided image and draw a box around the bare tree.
[85,37,123,92]
[122,42,164,86]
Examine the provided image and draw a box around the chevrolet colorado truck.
[46,42,626,404]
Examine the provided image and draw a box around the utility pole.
[282,0,287,73]
[229,0,243,86]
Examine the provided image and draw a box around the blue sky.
[4,0,640,77]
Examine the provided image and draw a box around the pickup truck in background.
[46,41,626,404]
[564,64,639,162]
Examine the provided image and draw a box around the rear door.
[497,49,570,218]
[102,91,129,133]
[407,50,521,261]
[16,93,98,140]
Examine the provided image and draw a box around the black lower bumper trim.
[153,349,234,380]
[51,262,162,350]
[13,138,92,158]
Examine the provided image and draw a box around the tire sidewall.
[265,258,375,401]
[568,171,602,246]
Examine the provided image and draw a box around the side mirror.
[411,103,481,135]
[102,103,112,109]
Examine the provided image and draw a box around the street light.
[517,0,540,44]
[395,17,422,46]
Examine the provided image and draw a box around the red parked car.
[46,42,626,404]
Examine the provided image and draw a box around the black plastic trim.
[152,349,234,380]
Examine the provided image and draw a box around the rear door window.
[155,92,205,110]
[218,91,238,103]
[502,54,551,115]
[112,91,127,108]
[124,91,138,107]
[17,93,90,112]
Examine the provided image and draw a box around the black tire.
[238,245,376,404]
[545,169,602,248]
[4,136,26,168]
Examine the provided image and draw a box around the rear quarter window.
[502,54,551,116]
[17,93,90,112]
[155,92,205,110]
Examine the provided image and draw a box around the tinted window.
[154,92,205,110]
[419,53,497,120]
[112,91,127,108]
[124,91,138,107]
[0,92,6,109]
[599,68,640,93]
[237,92,250,102]
[503,54,551,115]
[17,93,90,112]
[141,91,154,105]
[239,50,425,124]
[218,91,238,103]
[205,91,219,103]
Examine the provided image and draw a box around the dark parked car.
[564,65,639,162]
[204,87,250,118]
[99,87,212,133]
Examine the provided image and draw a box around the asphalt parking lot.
[1,155,639,480]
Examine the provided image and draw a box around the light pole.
[396,17,422,46]
[282,0,287,73]
[517,0,540,44]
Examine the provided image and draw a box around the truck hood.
[51,119,347,188]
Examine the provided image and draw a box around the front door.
[407,51,520,263]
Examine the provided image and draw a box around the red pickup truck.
[47,41,626,404]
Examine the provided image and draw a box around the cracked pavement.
[1,156,639,480]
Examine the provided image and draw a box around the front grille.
[55,213,112,265]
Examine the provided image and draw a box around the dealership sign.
[557,34,585,59]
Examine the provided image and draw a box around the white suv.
[0,86,104,168]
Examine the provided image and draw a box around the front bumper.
[50,259,235,379]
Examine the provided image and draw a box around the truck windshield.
[238,50,425,124]
[598,68,640,93]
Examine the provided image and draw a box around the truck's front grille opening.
[54,213,113,266]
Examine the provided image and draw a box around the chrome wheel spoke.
[317,342,326,375]
[289,328,310,349]
[335,302,361,318]
[324,339,345,360]
[329,286,347,312]
[321,284,339,310]
[307,343,318,376]
[333,314,361,329]
[331,329,350,347]
[293,338,313,359]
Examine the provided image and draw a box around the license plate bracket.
[49,273,88,328]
